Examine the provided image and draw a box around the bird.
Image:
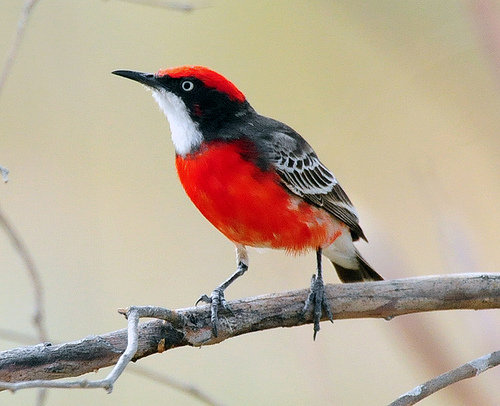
[112,66,383,339]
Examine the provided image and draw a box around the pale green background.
[1,1,499,405]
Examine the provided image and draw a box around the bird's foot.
[303,273,334,340]
[195,287,232,337]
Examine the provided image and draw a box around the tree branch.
[0,325,224,406]
[0,273,498,388]
[389,350,500,406]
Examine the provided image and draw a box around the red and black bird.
[113,66,383,338]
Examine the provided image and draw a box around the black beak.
[112,70,160,88]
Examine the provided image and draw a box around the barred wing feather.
[268,132,366,241]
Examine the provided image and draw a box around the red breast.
[176,139,344,253]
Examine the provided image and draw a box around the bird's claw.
[195,287,232,337]
[195,294,211,306]
[303,273,334,340]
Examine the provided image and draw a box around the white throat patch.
[151,89,203,156]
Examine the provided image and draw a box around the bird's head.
[112,66,252,156]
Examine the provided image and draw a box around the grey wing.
[267,130,366,241]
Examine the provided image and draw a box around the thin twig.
[0,0,46,338]
[129,363,224,405]
[0,165,9,183]
[0,328,38,346]
[389,350,500,406]
[0,307,195,396]
[113,0,208,12]
[0,327,224,406]
[0,0,41,98]
[0,207,48,342]
[0,203,48,404]
[0,307,142,393]
[35,388,47,406]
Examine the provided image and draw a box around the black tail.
[332,249,383,283]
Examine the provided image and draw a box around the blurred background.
[1,1,499,405]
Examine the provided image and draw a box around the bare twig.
[35,387,47,406]
[112,0,208,12]
[0,0,43,384]
[0,0,41,98]
[129,362,224,406]
[0,0,46,343]
[0,308,142,392]
[0,165,9,183]
[0,305,219,405]
[0,328,37,346]
[0,327,223,406]
[0,207,48,342]
[389,350,500,406]
[0,199,47,404]
[0,274,498,389]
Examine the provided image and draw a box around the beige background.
[1,1,499,405]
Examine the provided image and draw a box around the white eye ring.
[181,80,194,91]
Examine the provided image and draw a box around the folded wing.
[266,129,366,241]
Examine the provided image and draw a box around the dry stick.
[128,362,224,406]
[0,208,48,343]
[0,206,48,406]
[0,328,38,346]
[0,166,8,183]
[0,308,142,392]
[0,327,224,406]
[0,307,198,395]
[1,0,45,337]
[0,0,47,367]
[113,0,207,12]
[389,350,500,406]
[0,0,41,97]
[0,274,498,390]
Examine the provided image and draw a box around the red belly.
[175,141,343,253]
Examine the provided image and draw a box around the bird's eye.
[181,80,194,92]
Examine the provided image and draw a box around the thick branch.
[0,273,498,384]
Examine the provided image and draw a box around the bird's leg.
[303,248,334,339]
[196,244,248,337]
